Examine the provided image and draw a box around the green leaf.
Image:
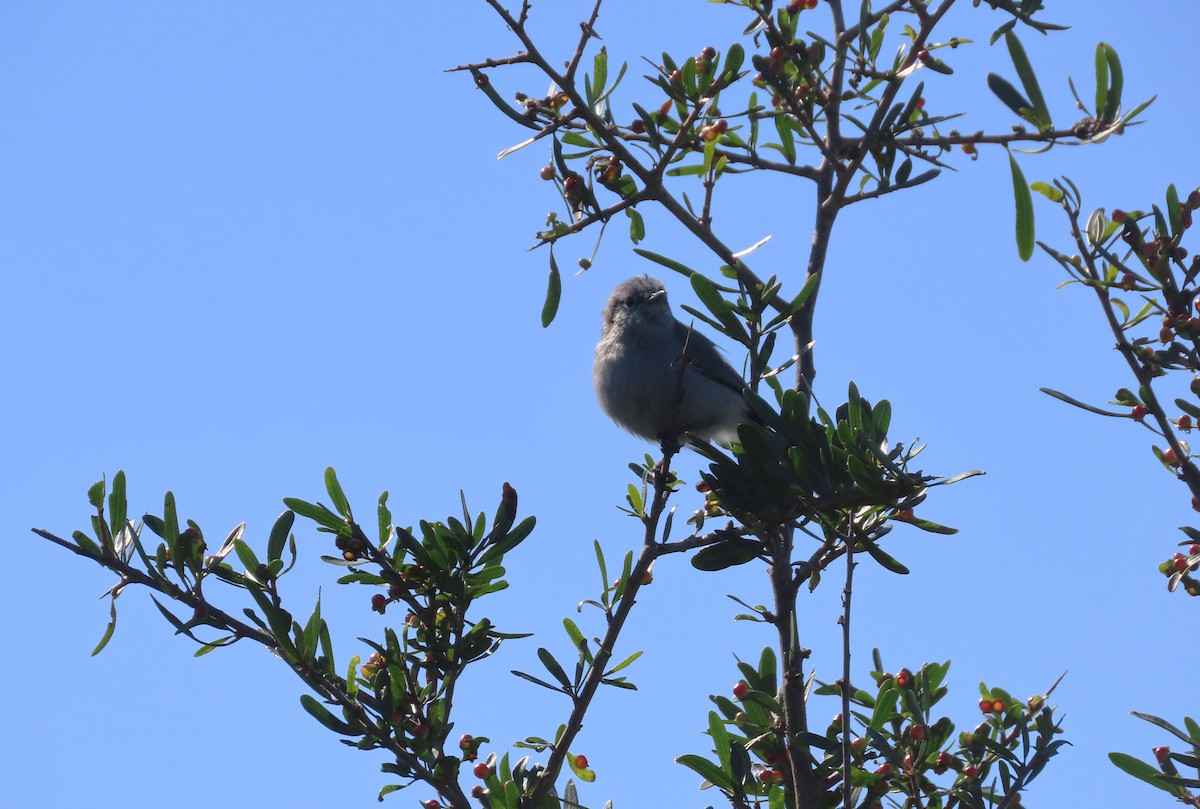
[1040,387,1126,417]
[91,598,117,656]
[675,753,735,790]
[300,694,360,736]
[692,538,762,571]
[1005,32,1051,131]
[987,73,1032,121]
[324,467,350,518]
[1031,181,1064,203]
[690,273,749,345]
[626,208,645,244]
[857,536,909,574]
[1094,43,1110,123]
[1100,43,1123,123]
[1109,752,1185,796]
[266,510,295,564]
[282,497,346,532]
[88,478,105,509]
[538,647,573,690]
[567,751,596,782]
[542,250,562,328]
[469,67,538,130]
[1008,151,1035,261]
[108,470,128,542]
[563,617,585,649]
[633,248,696,278]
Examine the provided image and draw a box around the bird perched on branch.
[593,274,751,446]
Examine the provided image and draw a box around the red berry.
[1178,414,1193,431]
[851,737,867,755]
[1164,448,1181,466]
[1119,272,1137,290]
[701,46,717,61]
[787,0,804,11]
[473,762,490,779]
[917,49,931,62]
[759,769,783,784]
[992,699,1005,713]
[423,801,440,809]
[1189,190,1200,209]
[1189,544,1200,555]
[1132,405,1149,422]
[1112,209,1127,223]
[805,0,818,7]
[630,119,646,134]
[669,69,683,85]
[733,680,750,700]
[1153,745,1171,762]
[910,724,926,741]
[874,762,893,777]
[371,593,388,614]
[539,166,555,181]
[962,765,979,778]
[979,698,993,713]
[1173,553,1188,571]
[574,754,589,769]
[916,97,926,109]
[934,752,952,773]
[961,142,977,155]
[470,786,486,799]
[896,668,912,688]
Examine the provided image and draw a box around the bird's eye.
[623,295,637,307]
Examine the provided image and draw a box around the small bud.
[371,593,388,614]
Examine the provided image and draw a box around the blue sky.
[3,2,1198,807]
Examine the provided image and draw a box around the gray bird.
[593,274,750,445]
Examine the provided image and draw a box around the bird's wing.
[673,320,746,393]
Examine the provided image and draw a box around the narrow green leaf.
[1008,151,1035,261]
[675,754,735,790]
[377,491,392,547]
[469,67,538,130]
[1101,43,1123,123]
[1094,44,1109,123]
[72,530,101,556]
[690,273,749,344]
[1109,752,1184,795]
[282,497,345,531]
[606,650,642,675]
[1040,387,1126,417]
[542,251,561,328]
[633,248,696,278]
[1005,32,1051,131]
[266,510,295,564]
[108,470,127,542]
[563,617,585,649]
[324,467,350,518]
[91,598,117,656]
[538,647,573,690]
[591,50,608,107]
[626,207,645,244]
[1031,181,1064,203]
[300,694,359,736]
[987,73,1032,120]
